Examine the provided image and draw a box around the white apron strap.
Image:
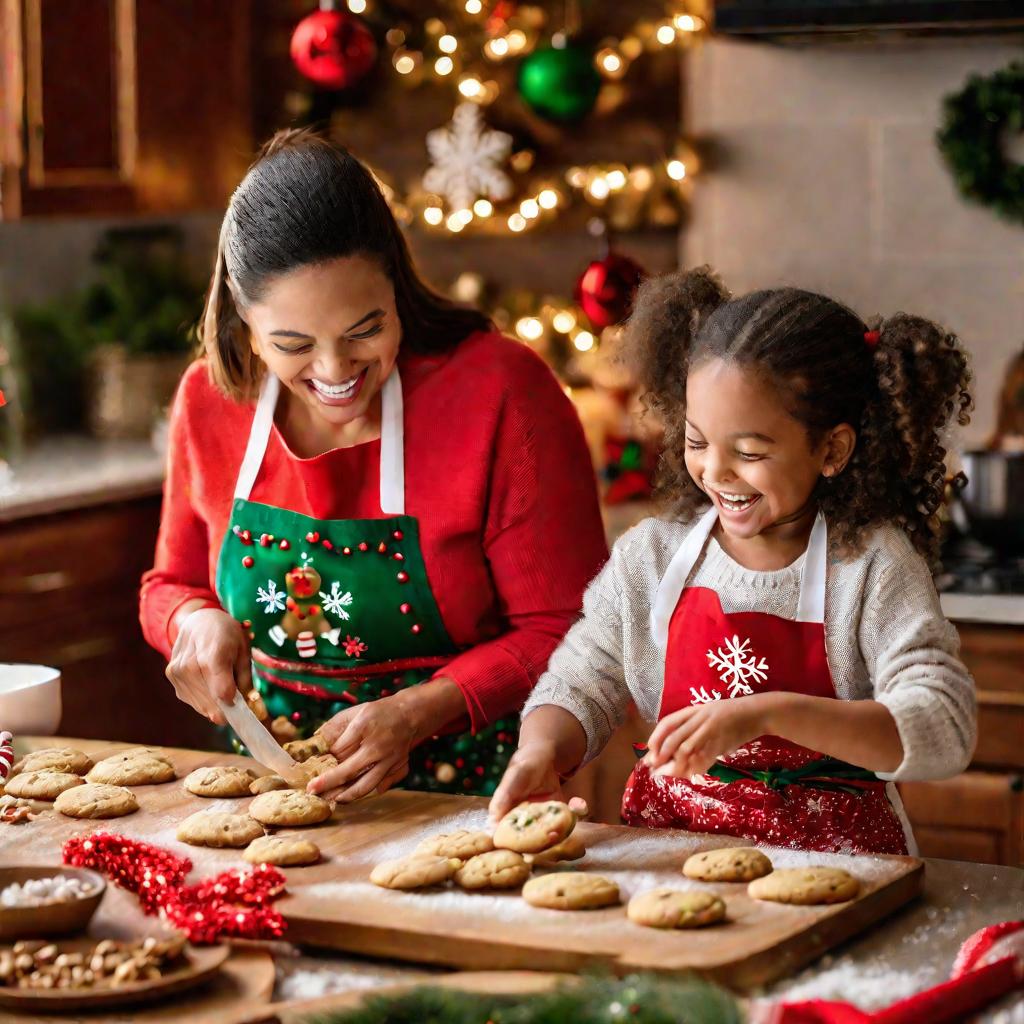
[232,368,406,516]
[378,368,405,515]
[795,512,828,624]
[650,505,718,652]
[650,507,829,650]
[234,373,280,501]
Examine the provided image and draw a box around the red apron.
[622,507,912,855]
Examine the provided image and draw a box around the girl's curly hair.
[627,266,974,566]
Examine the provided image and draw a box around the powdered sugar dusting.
[343,807,491,866]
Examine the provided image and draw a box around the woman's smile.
[305,368,368,406]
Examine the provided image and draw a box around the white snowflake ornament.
[256,579,286,614]
[423,103,513,212]
[319,581,354,621]
[706,634,769,697]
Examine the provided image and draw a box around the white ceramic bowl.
[0,664,62,735]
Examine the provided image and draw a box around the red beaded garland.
[240,530,253,545]
[358,541,370,552]
[242,620,252,628]
[411,624,421,634]
[306,531,320,543]
[322,539,334,551]
[392,530,404,540]
[377,541,388,554]
[61,833,286,944]
[393,552,404,561]
[397,571,409,583]
[242,556,255,568]
[279,539,291,551]
[259,533,273,547]
[342,546,352,556]
[399,603,411,614]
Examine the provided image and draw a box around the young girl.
[490,268,977,855]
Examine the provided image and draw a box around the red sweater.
[139,332,608,729]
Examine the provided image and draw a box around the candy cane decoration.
[0,732,14,783]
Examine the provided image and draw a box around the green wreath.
[937,61,1024,226]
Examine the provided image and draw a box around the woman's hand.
[308,678,468,805]
[644,695,769,779]
[165,607,252,725]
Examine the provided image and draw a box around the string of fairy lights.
[335,1,706,237]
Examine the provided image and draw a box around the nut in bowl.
[0,663,62,735]
[0,866,106,941]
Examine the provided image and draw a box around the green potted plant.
[9,226,202,441]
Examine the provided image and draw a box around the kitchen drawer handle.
[50,636,118,665]
[0,571,74,594]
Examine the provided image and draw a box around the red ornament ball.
[290,9,377,90]
[574,251,645,331]
[242,556,255,569]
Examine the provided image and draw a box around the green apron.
[214,369,515,795]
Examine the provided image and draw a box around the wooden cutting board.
[7,738,924,992]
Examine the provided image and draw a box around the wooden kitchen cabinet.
[0,495,218,749]
[0,0,253,218]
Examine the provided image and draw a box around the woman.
[140,129,607,804]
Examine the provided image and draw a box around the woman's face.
[240,255,401,430]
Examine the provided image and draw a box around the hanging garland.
[937,61,1024,226]
[312,973,742,1024]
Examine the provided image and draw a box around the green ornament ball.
[517,42,601,123]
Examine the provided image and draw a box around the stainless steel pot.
[959,451,1024,554]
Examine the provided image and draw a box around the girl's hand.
[308,695,418,804]
[644,695,771,779]
[165,608,252,725]
[487,742,589,824]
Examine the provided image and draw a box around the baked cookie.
[283,733,329,763]
[184,765,258,798]
[250,775,290,795]
[493,801,576,854]
[370,855,459,890]
[748,867,860,905]
[525,833,586,867]
[627,889,726,929]
[683,847,773,883]
[54,783,139,819]
[249,789,332,827]
[177,811,264,848]
[243,834,321,866]
[296,753,339,784]
[5,770,84,801]
[454,849,530,890]
[11,747,93,777]
[416,830,495,861]
[87,748,175,786]
[522,872,620,910]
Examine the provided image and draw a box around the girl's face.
[240,255,401,431]
[684,359,854,542]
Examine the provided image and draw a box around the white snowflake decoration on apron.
[690,635,771,703]
[423,103,513,211]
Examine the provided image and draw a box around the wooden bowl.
[0,865,106,940]
[0,936,229,1012]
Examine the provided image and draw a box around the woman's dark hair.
[200,129,491,399]
[628,266,973,565]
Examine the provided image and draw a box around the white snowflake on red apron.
[256,579,286,614]
[318,581,354,621]
[706,634,770,696]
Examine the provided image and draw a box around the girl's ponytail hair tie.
[864,330,881,347]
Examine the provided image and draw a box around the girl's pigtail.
[855,313,972,564]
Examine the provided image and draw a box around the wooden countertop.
[6,737,1024,1017]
